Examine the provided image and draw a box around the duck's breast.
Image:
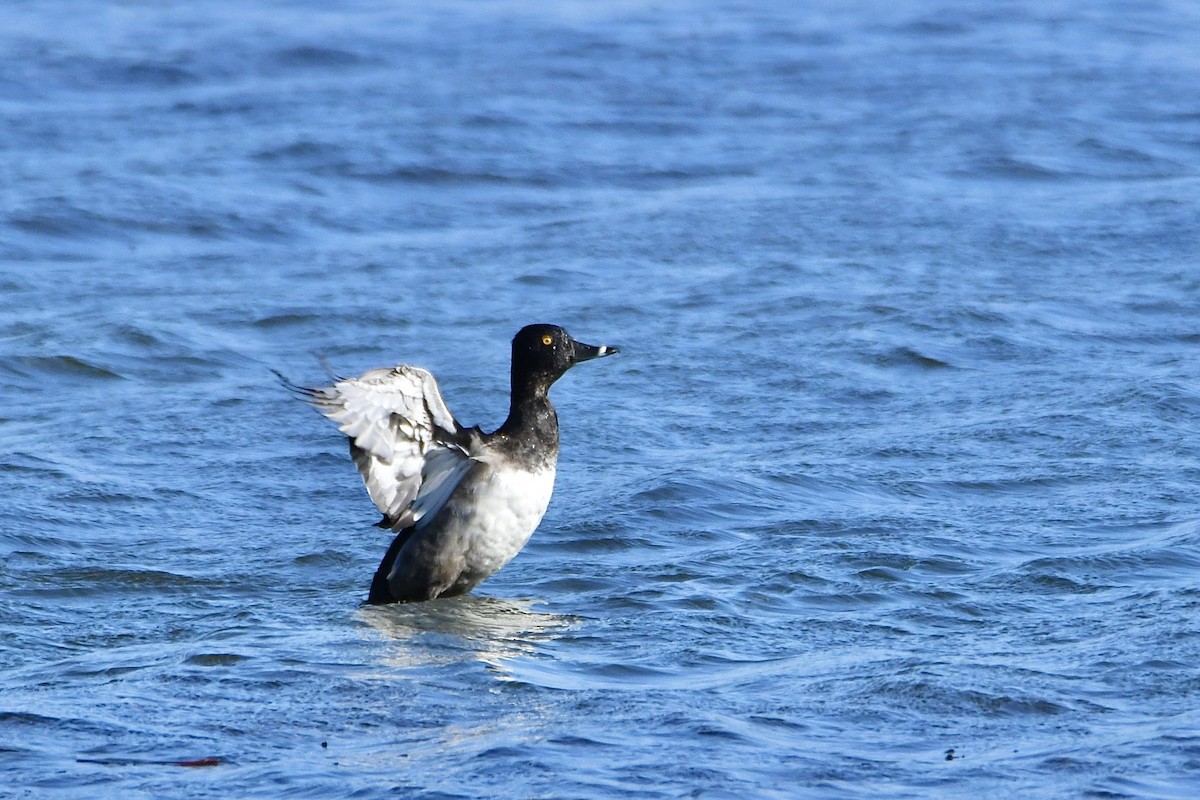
[444,459,557,584]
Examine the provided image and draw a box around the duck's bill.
[572,340,620,362]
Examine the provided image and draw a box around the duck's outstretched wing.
[280,365,476,531]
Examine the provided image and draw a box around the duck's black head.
[510,323,619,392]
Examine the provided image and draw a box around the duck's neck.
[496,374,559,466]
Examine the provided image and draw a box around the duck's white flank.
[443,461,556,576]
[388,461,556,596]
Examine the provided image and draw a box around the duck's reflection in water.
[357,594,576,677]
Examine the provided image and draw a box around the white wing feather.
[299,365,474,529]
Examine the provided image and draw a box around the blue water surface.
[3,1,1200,797]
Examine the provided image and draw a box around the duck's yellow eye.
[541,334,553,346]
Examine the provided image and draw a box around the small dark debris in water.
[321,741,328,749]
[945,748,955,761]
[78,756,222,767]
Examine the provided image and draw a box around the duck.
[281,324,619,604]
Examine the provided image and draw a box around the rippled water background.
[3,1,1200,797]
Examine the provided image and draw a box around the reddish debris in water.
[176,757,222,768]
